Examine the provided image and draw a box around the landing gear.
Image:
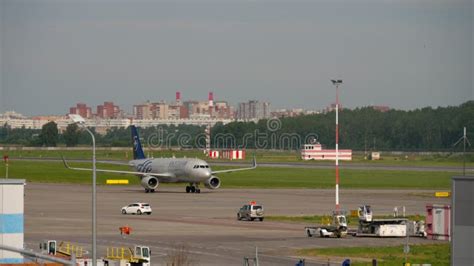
[186,184,201,194]
[145,188,155,193]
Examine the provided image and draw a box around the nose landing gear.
[186,184,201,193]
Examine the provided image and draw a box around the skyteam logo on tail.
[137,159,153,173]
[133,136,140,151]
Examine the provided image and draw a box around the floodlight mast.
[331,79,343,211]
[69,114,86,124]
[67,114,97,266]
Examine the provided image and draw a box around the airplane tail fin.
[131,125,146,160]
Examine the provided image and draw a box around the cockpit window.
[194,165,209,168]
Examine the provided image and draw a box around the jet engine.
[141,175,159,190]
[204,176,221,190]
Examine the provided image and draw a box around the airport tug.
[305,211,348,238]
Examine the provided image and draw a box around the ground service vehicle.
[355,205,426,237]
[355,205,406,237]
[105,245,151,266]
[121,203,152,215]
[305,212,348,238]
[237,202,264,221]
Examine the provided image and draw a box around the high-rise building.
[97,101,120,119]
[133,101,169,119]
[179,105,189,119]
[133,102,153,119]
[168,104,182,119]
[237,100,271,120]
[184,100,209,116]
[69,103,92,119]
[213,101,234,119]
[151,102,169,119]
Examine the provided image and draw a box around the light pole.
[331,79,343,211]
[69,114,97,266]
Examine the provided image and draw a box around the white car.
[121,203,152,215]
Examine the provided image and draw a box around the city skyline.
[1,1,472,115]
[1,90,471,118]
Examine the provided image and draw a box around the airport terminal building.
[0,179,25,264]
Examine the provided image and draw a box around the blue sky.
[0,0,472,115]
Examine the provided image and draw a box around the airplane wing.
[211,156,257,174]
[96,160,131,166]
[61,156,173,177]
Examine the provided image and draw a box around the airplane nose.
[200,170,211,179]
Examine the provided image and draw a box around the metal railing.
[0,244,76,265]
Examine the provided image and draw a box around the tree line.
[0,101,472,151]
[212,101,473,151]
[0,122,207,148]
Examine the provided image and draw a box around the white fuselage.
[130,158,212,183]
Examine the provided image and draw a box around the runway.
[24,183,450,265]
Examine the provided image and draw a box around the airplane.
[62,125,257,193]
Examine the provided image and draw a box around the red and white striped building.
[301,143,352,161]
[221,150,246,160]
[209,150,220,159]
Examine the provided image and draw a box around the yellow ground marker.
[435,191,450,198]
[106,179,129,185]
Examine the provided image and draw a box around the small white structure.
[371,152,381,160]
[301,143,352,161]
[426,204,451,241]
[0,179,25,264]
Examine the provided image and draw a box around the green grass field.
[2,148,473,167]
[0,160,452,189]
[297,244,450,266]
